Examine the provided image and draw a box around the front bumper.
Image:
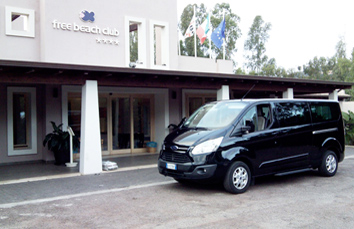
[158,159,217,179]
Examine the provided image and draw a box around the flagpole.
[209,11,211,59]
[223,11,225,60]
[177,28,181,56]
[194,5,197,58]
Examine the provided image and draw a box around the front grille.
[161,151,192,163]
[172,145,189,154]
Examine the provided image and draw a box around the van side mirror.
[241,126,251,134]
[168,124,178,130]
[232,125,251,137]
[168,117,186,131]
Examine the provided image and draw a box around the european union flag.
[211,17,225,49]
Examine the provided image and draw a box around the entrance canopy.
[0,60,353,98]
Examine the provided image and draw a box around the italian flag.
[197,14,210,45]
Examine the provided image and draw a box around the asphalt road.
[1,148,354,228]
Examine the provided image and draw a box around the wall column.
[217,85,229,100]
[282,88,294,99]
[329,90,338,101]
[80,80,102,175]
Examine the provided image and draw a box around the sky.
[177,0,354,71]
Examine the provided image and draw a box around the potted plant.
[43,121,80,165]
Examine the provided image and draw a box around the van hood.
[166,128,226,146]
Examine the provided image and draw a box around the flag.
[178,28,184,41]
[211,17,225,49]
[184,15,195,38]
[196,14,210,44]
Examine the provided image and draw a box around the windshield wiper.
[191,127,209,130]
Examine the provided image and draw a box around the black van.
[158,99,345,194]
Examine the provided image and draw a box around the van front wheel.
[223,161,251,194]
[319,150,338,177]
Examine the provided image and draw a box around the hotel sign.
[51,10,120,46]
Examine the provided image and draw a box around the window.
[125,17,146,68]
[241,107,258,133]
[5,6,35,37]
[276,102,311,127]
[186,94,216,117]
[129,23,139,63]
[133,97,151,148]
[111,95,153,152]
[310,103,339,123]
[66,91,154,155]
[68,93,108,152]
[184,102,247,129]
[7,87,37,156]
[150,21,169,69]
[240,104,273,133]
[112,97,131,150]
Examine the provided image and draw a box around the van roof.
[214,98,339,104]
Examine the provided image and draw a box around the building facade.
[1,0,352,174]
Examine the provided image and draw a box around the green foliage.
[178,3,354,90]
[235,67,246,75]
[335,36,347,59]
[129,31,138,62]
[244,15,271,73]
[211,3,241,60]
[179,3,241,61]
[43,121,80,153]
[342,111,354,145]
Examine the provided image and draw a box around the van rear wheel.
[318,150,338,177]
[223,161,251,194]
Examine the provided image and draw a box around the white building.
[0,0,352,174]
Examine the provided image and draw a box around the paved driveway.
[0,148,353,228]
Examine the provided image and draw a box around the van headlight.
[190,137,223,156]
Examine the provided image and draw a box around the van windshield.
[183,102,247,129]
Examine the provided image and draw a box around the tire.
[318,150,338,177]
[223,161,251,194]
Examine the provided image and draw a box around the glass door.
[111,97,131,153]
[133,97,152,152]
[186,94,216,117]
[109,95,154,154]
[68,93,108,154]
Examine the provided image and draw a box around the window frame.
[150,20,169,69]
[7,87,37,156]
[5,6,35,38]
[125,16,147,68]
[275,102,311,128]
[310,102,339,123]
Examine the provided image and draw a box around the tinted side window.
[240,104,273,133]
[276,102,311,127]
[310,102,340,123]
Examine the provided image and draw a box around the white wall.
[177,56,233,73]
[1,0,178,69]
[0,1,40,61]
[340,101,354,113]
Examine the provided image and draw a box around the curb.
[0,164,157,186]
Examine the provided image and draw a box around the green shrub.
[342,111,354,145]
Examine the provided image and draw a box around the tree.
[179,4,208,57]
[179,3,241,61]
[335,36,347,59]
[129,30,138,62]
[302,56,336,80]
[333,38,350,82]
[244,15,271,73]
[260,58,289,78]
[211,3,241,60]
